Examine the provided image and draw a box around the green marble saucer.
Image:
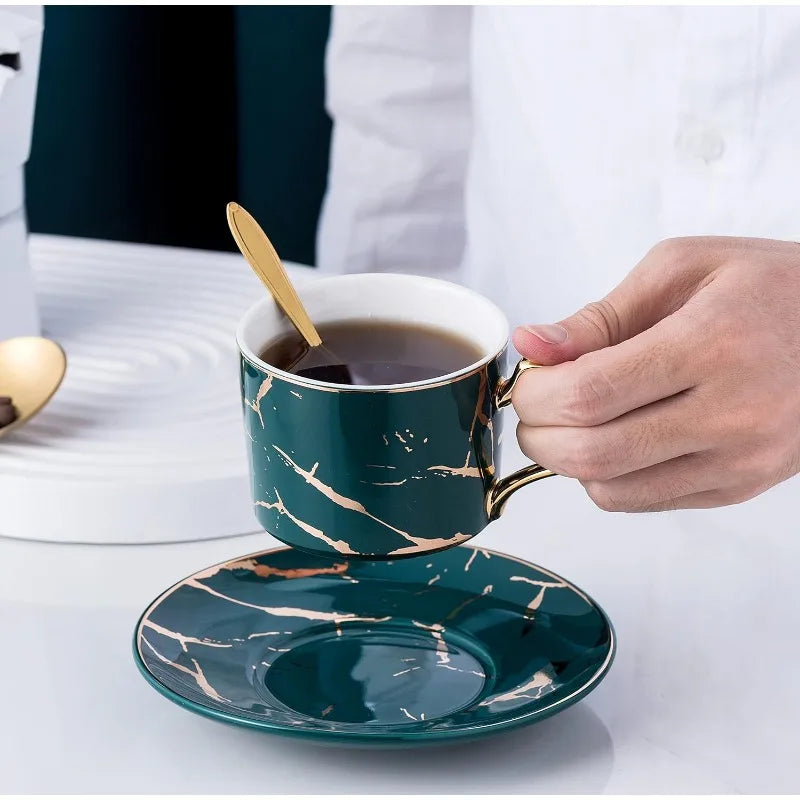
[133,546,614,745]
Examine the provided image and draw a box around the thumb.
[512,301,624,366]
[513,239,717,365]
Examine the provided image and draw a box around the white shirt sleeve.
[316,6,472,281]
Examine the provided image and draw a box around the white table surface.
[2,238,799,795]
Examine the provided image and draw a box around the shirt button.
[675,127,725,163]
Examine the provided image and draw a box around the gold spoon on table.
[0,336,67,439]
[226,202,352,382]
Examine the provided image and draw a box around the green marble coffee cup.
[237,273,553,560]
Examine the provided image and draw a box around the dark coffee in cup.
[259,319,483,386]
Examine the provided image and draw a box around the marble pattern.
[240,352,506,559]
[134,545,614,744]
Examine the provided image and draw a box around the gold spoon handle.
[226,202,322,348]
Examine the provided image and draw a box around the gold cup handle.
[486,359,556,521]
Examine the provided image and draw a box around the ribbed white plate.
[0,234,310,543]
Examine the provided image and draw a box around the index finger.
[512,309,702,427]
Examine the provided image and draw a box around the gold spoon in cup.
[0,336,67,439]
[227,202,322,348]
[226,202,352,382]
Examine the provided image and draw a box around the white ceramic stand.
[0,234,311,543]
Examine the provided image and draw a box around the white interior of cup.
[236,273,509,391]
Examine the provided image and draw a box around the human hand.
[511,236,800,511]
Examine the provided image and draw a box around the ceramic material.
[0,236,276,544]
[236,273,553,560]
[133,545,615,746]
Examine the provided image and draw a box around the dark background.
[24,6,332,265]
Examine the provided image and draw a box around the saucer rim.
[132,545,616,744]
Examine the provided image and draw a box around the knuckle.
[564,365,614,426]
[649,237,690,267]
[715,448,782,506]
[559,433,612,480]
[578,300,622,345]
[737,447,782,488]
[647,237,715,302]
[713,485,756,507]
[583,481,627,512]
[666,472,699,500]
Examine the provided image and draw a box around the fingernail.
[524,324,568,344]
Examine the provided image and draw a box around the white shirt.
[317,6,800,331]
